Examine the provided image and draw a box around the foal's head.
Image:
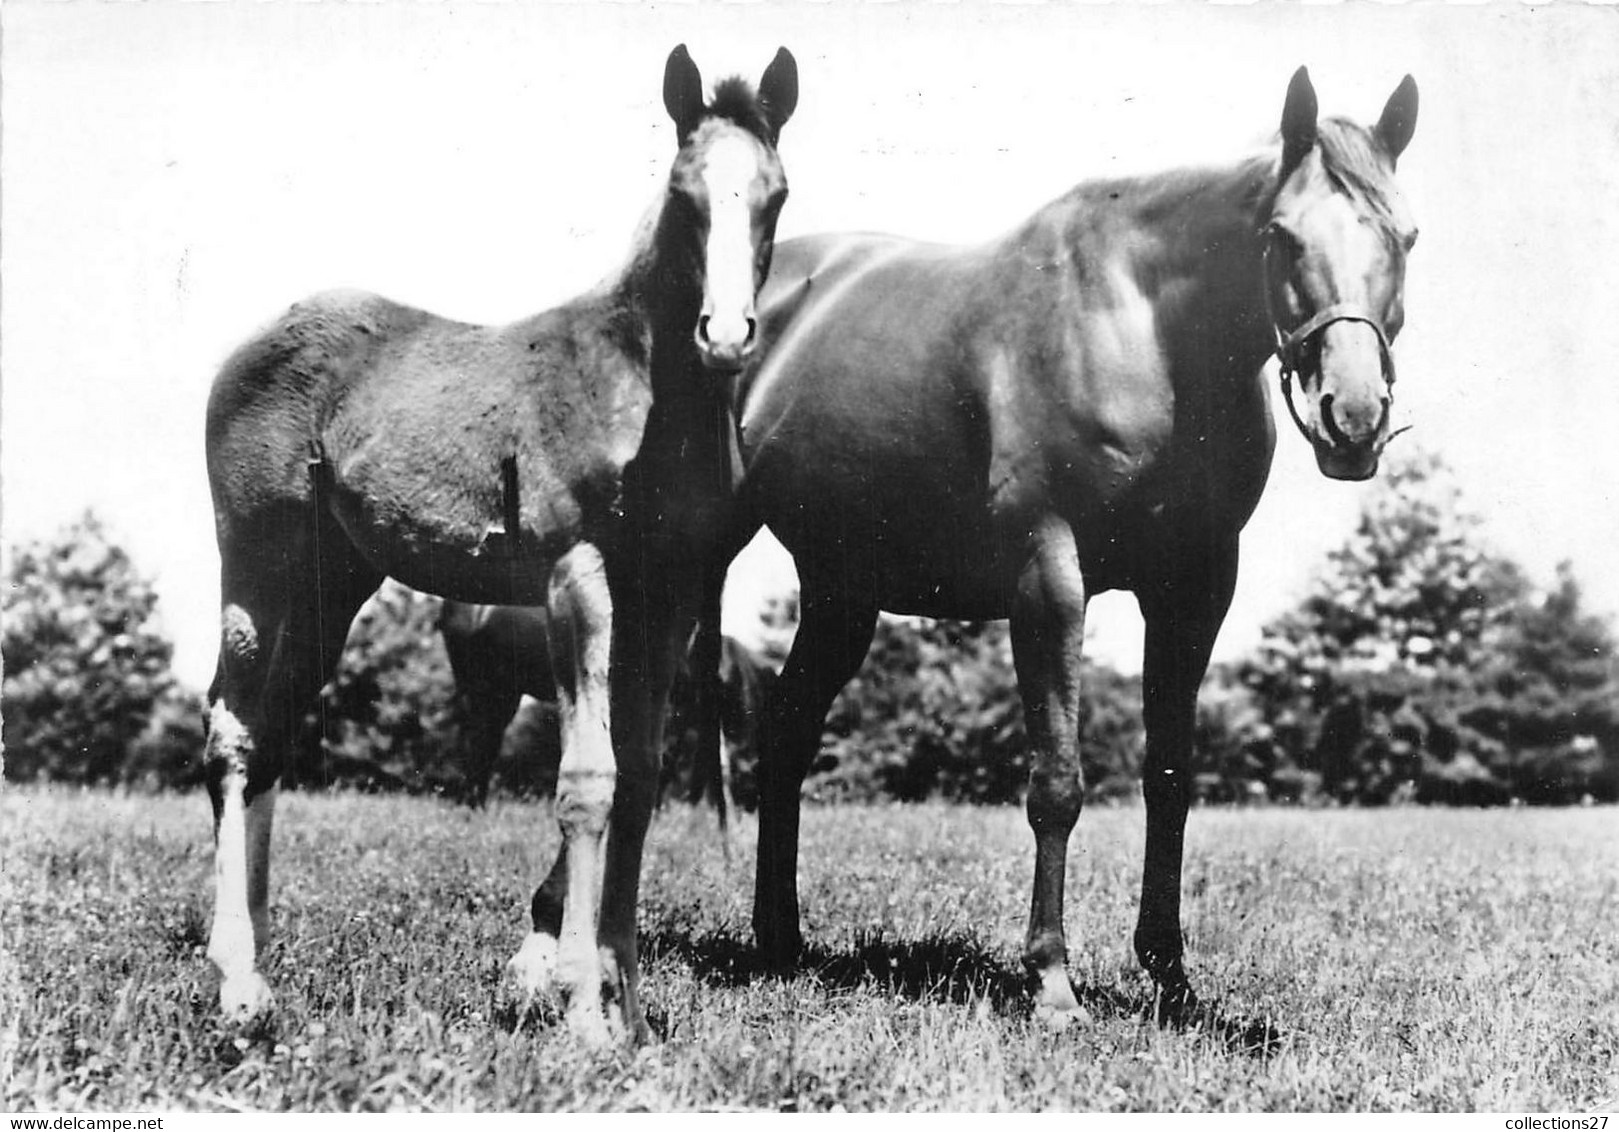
[661,44,798,376]
[1262,68,1420,481]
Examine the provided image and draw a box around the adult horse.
[732,68,1418,1025]
[202,45,798,1043]
[439,599,771,822]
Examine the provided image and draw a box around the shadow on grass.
[1152,987,1285,1058]
[642,927,1283,1056]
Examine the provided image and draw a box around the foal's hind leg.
[205,520,379,1021]
[752,581,878,966]
[1009,520,1091,1028]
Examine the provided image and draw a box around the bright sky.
[5,2,1618,690]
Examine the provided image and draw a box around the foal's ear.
[1375,75,1419,163]
[1280,65,1318,172]
[664,43,706,141]
[758,47,799,141]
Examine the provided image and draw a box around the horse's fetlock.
[1133,926,1186,979]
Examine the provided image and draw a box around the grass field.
[2,787,1615,1112]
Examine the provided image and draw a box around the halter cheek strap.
[1272,303,1397,445]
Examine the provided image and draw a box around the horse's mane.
[707,76,775,142]
[1314,117,1411,239]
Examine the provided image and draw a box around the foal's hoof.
[1032,966,1093,1031]
[219,972,275,1024]
[502,932,560,1006]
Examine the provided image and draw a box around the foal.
[203,45,797,1042]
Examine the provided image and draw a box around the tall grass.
[2,788,1614,1111]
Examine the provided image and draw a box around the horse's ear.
[1280,65,1318,172]
[1375,75,1419,163]
[663,43,705,141]
[758,47,799,141]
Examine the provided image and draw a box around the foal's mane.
[706,76,776,143]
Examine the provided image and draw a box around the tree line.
[6,452,1617,806]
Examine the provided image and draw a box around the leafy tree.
[1455,562,1619,803]
[1223,449,1618,804]
[2,512,182,785]
[291,579,463,795]
[812,616,1143,805]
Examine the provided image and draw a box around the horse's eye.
[1264,224,1302,257]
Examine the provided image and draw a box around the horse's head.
[1262,67,1419,481]
[662,44,797,377]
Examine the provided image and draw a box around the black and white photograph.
[2,0,1616,1114]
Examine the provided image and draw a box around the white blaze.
[700,132,761,354]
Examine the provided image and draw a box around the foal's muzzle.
[695,311,758,374]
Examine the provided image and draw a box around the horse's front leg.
[752,579,878,966]
[1009,519,1091,1028]
[1134,541,1239,1022]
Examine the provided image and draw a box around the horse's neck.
[1062,156,1280,377]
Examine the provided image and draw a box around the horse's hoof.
[219,972,274,1023]
[753,923,803,973]
[1153,981,1202,1028]
[503,932,560,1004]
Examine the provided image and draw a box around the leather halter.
[1263,240,1397,444]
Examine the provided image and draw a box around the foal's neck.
[613,195,711,398]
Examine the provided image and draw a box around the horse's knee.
[1026,761,1085,834]
[1141,764,1192,815]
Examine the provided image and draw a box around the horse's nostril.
[1319,393,1350,446]
[696,315,712,345]
[743,317,758,349]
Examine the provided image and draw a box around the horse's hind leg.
[1009,520,1091,1028]
[752,580,878,966]
[1134,542,1237,1023]
[204,517,379,1021]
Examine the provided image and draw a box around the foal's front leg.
[505,543,616,1043]
[1134,543,1238,1021]
[1009,520,1091,1028]
[594,583,694,1043]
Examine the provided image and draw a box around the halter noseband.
[1263,240,1397,445]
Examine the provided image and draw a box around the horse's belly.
[767,488,1018,620]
